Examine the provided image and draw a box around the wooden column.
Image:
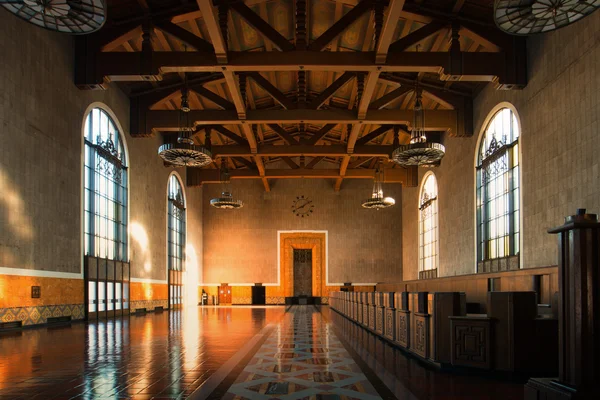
[526,209,600,399]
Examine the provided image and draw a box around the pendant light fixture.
[0,0,107,34]
[392,84,445,166]
[361,160,395,209]
[494,0,599,36]
[158,75,213,167]
[210,163,244,209]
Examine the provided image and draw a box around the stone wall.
[202,178,403,286]
[402,12,600,280]
[0,11,203,321]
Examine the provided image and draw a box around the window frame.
[83,105,129,262]
[474,103,522,270]
[167,173,186,272]
[418,172,439,278]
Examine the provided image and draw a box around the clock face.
[291,195,314,217]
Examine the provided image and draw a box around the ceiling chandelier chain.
[210,163,244,209]
[158,73,213,167]
[361,159,396,210]
[391,64,446,167]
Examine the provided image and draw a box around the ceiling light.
[392,88,445,166]
[1,0,106,34]
[210,165,243,209]
[158,83,212,167]
[362,163,395,209]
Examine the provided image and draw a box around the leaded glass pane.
[476,108,520,262]
[168,175,186,272]
[84,108,128,262]
[419,174,439,275]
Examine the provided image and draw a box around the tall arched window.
[84,107,128,261]
[167,174,186,271]
[167,174,186,308]
[476,107,520,271]
[419,173,438,279]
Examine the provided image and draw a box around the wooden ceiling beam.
[389,21,448,53]
[375,0,406,63]
[187,166,417,185]
[308,72,356,110]
[101,26,143,51]
[246,72,295,110]
[266,124,300,145]
[146,108,457,126]
[210,144,394,158]
[228,1,294,51]
[281,157,301,169]
[154,21,215,53]
[305,156,324,169]
[308,0,374,51]
[348,157,373,169]
[356,71,380,120]
[356,125,393,145]
[190,86,235,110]
[196,0,227,62]
[87,50,514,77]
[306,124,338,145]
[210,125,249,145]
[368,85,413,109]
[232,156,257,170]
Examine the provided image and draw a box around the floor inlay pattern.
[224,306,384,400]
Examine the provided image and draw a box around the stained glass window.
[476,107,520,262]
[168,175,186,272]
[419,173,438,275]
[84,108,128,261]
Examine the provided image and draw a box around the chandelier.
[392,88,445,166]
[210,164,244,209]
[0,0,107,34]
[494,0,599,36]
[361,163,395,209]
[158,82,212,167]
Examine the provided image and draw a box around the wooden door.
[219,284,231,304]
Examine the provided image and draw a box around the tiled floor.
[0,306,526,400]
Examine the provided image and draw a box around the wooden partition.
[377,266,558,313]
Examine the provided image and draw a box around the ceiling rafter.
[389,21,448,53]
[187,166,417,186]
[228,0,294,51]
[355,125,394,145]
[210,125,249,145]
[308,72,356,110]
[375,0,406,63]
[190,85,235,110]
[281,157,301,169]
[369,85,413,109]
[246,72,295,110]
[267,124,300,145]
[154,20,214,53]
[305,156,324,169]
[308,0,374,51]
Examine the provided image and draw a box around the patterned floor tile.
[223,306,384,400]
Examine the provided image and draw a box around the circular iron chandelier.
[361,164,395,209]
[0,0,107,34]
[210,165,243,209]
[392,88,445,166]
[494,0,599,35]
[158,84,213,167]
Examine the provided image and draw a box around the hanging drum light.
[0,0,107,34]
[392,86,445,166]
[158,78,213,167]
[210,163,244,209]
[361,161,395,209]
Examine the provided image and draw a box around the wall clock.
[291,195,314,217]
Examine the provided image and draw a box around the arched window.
[476,107,520,269]
[84,107,128,261]
[167,174,186,308]
[419,173,438,279]
[167,174,186,271]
